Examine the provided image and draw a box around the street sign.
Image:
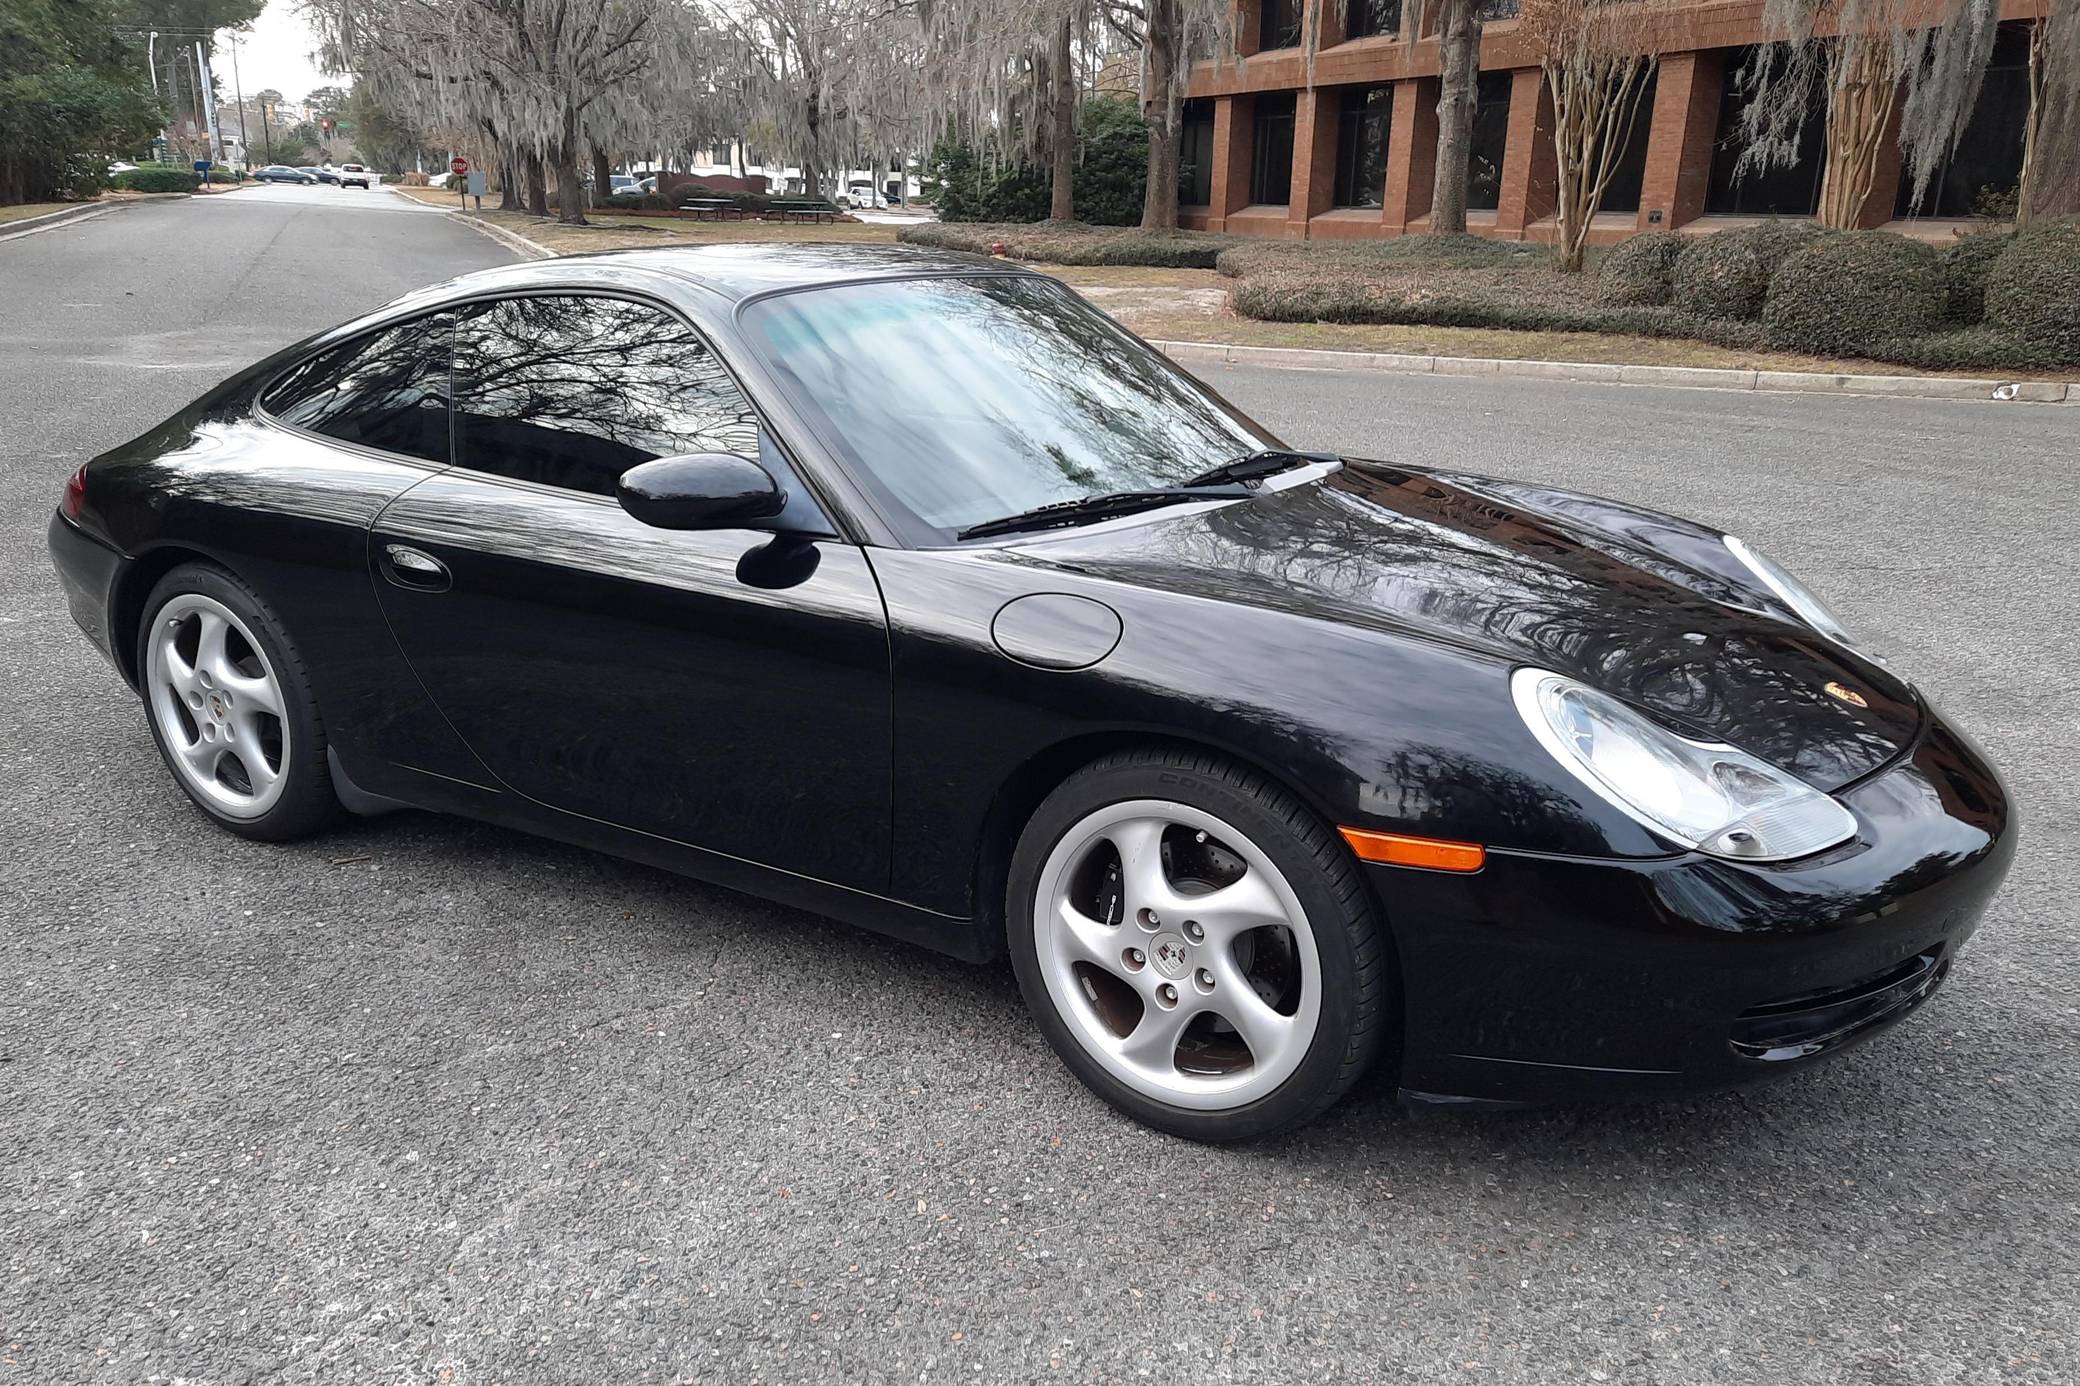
[466,170,486,198]
[451,156,469,176]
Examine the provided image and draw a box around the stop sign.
[450,156,469,176]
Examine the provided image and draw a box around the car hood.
[1015,463,1921,792]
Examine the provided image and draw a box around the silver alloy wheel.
[144,593,290,819]
[1033,798,1323,1111]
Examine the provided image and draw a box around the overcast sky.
[217,2,332,104]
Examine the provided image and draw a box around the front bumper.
[48,509,126,674]
[1384,714,2014,1105]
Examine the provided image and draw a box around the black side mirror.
[616,454,786,531]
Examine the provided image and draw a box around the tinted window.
[1334,86,1393,207]
[743,275,1276,541]
[1251,93,1297,205]
[1180,101,1215,206]
[262,314,454,464]
[1262,0,1302,49]
[1468,71,1513,212]
[451,295,760,496]
[1347,0,1400,39]
[1707,46,1825,216]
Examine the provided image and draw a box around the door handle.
[381,543,451,591]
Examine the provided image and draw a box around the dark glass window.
[1251,93,1298,205]
[1706,45,1825,216]
[262,313,454,465]
[451,295,760,496]
[1261,0,1302,50]
[1598,71,1657,214]
[1476,0,1520,17]
[1897,21,2031,217]
[1334,86,1393,207]
[1346,0,1401,39]
[1468,71,1513,212]
[1180,101,1216,206]
[743,275,1276,542]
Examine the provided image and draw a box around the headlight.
[1512,668,1857,862]
[1723,535,1854,646]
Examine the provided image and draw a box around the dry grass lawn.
[391,185,894,251]
[0,201,82,225]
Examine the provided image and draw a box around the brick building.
[1176,0,2040,242]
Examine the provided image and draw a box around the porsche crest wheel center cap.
[207,690,232,721]
[1149,932,1192,980]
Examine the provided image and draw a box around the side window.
[450,295,761,496]
[261,313,453,465]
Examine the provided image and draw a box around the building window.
[1251,94,1298,205]
[1261,0,1302,51]
[1346,0,1402,40]
[1334,86,1393,207]
[1597,71,1657,214]
[1467,71,1512,212]
[1476,0,1520,18]
[1706,46,1825,216]
[1897,21,2031,217]
[1180,100,1215,206]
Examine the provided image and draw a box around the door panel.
[369,470,892,891]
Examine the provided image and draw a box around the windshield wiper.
[956,484,1249,542]
[1179,449,1338,490]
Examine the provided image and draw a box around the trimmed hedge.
[898,220,1232,267]
[1673,221,1829,320]
[111,165,198,192]
[1983,218,2080,364]
[1761,233,1947,356]
[1936,232,2010,323]
[1217,233,1547,279]
[1599,231,1685,306]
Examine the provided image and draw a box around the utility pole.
[229,36,249,173]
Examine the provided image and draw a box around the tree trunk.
[2023,2,2079,221]
[497,154,520,211]
[1816,34,1897,229]
[592,146,613,207]
[1431,0,1482,234]
[1050,19,1077,222]
[1140,0,1181,229]
[525,152,549,216]
[554,112,587,225]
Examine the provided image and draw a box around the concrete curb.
[1151,339,2072,405]
[446,210,555,261]
[0,201,120,242]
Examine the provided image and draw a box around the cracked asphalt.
[3,188,2075,1385]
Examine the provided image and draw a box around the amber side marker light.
[1339,827,1486,873]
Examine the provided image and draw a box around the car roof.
[418,243,1030,307]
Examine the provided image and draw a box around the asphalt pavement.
[3,189,2074,1385]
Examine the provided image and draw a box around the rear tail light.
[61,464,88,520]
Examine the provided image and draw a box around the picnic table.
[681,198,746,221]
[768,200,838,224]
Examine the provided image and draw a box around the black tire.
[134,562,342,842]
[1006,745,1391,1142]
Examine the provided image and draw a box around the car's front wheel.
[136,563,340,841]
[1007,747,1390,1142]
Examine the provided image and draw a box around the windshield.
[742,275,1278,541]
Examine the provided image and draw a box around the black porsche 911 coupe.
[48,245,2013,1141]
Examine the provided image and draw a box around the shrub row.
[898,220,1233,267]
[111,166,201,192]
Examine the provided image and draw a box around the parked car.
[843,180,880,208]
[312,165,341,185]
[610,175,639,196]
[295,166,323,183]
[337,163,374,189]
[254,165,318,185]
[46,245,2014,1143]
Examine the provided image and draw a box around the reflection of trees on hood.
[1049,464,1906,786]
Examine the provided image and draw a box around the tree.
[1429,0,1483,233]
[1737,0,2065,229]
[2023,0,2077,220]
[305,83,348,116]
[1524,0,1661,271]
[2,0,165,204]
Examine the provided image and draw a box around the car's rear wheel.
[136,563,340,841]
[1007,747,1389,1142]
